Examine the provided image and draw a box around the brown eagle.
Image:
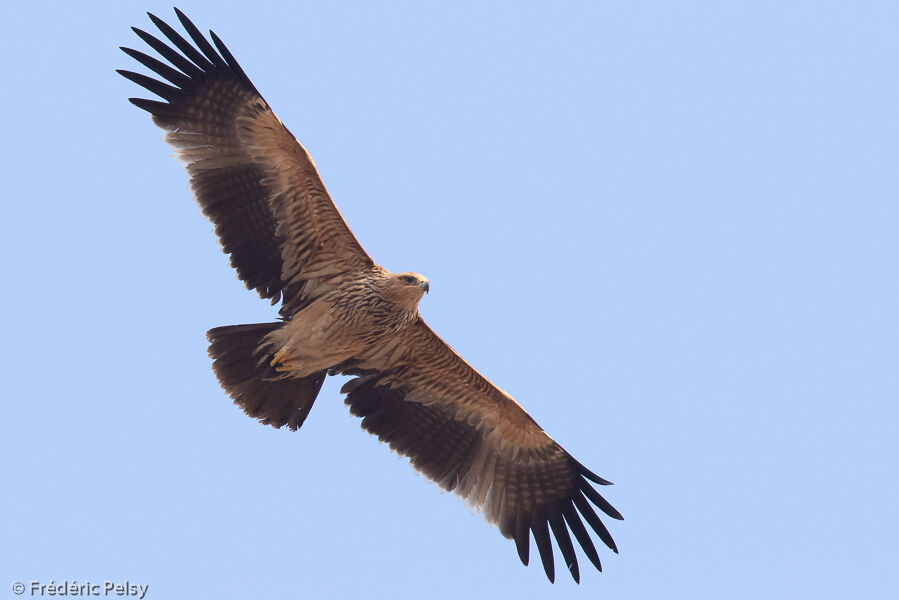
[119,8,621,583]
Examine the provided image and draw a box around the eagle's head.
[383,271,430,308]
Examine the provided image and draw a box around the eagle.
[119,8,622,583]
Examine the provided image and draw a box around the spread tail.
[207,323,326,431]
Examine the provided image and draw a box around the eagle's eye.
[401,275,415,284]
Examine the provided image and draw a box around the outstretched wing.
[335,319,622,583]
[119,9,375,317]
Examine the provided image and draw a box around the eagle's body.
[266,270,428,378]
[120,8,622,584]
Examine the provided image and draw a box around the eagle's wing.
[335,319,622,583]
[119,10,374,317]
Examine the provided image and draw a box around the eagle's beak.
[420,280,430,294]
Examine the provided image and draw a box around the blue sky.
[2,1,897,598]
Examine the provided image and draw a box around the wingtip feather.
[548,509,580,583]
[574,459,614,486]
[530,516,555,583]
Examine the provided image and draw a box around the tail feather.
[207,323,325,431]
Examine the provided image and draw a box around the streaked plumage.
[120,8,622,583]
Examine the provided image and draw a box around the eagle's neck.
[328,276,420,333]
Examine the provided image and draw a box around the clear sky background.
[2,1,897,598]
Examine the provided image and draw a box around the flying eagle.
[119,8,622,583]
